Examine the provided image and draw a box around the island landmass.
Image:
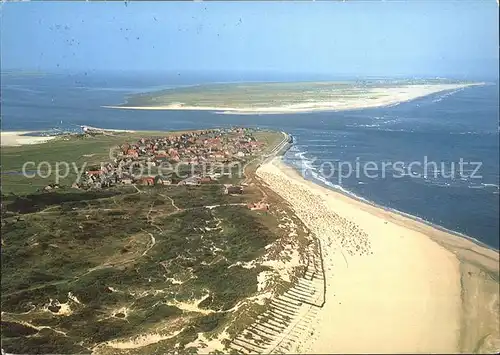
[103,80,485,115]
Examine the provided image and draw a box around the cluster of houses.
[71,127,264,191]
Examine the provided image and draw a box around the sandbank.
[255,157,499,353]
[103,83,484,115]
[1,131,58,147]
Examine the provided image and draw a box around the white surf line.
[81,124,136,133]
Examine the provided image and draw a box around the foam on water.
[286,149,372,204]
[304,144,338,148]
[432,88,464,103]
[303,139,337,143]
[290,150,497,250]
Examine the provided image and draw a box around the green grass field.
[1,130,196,195]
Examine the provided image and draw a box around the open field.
[104,81,484,114]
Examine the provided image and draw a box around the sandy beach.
[1,131,58,147]
[103,83,483,115]
[81,125,136,133]
[255,157,499,354]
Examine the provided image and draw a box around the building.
[224,185,243,194]
[140,177,155,186]
[154,176,172,185]
[126,149,139,158]
[86,170,103,176]
[179,176,200,186]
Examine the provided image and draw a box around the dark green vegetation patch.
[1,184,278,353]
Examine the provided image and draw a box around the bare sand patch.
[106,329,184,349]
[185,330,231,353]
[166,293,215,315]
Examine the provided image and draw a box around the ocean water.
[2,72,499,249]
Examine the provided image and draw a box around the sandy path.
[255,157,498,354]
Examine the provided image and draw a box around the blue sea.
[2,71,499,249]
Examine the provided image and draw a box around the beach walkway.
[229,238,326,354]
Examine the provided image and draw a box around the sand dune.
[256,157,499,354]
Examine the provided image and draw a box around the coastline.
[277,155,499,265]
[279,132,497,253]
[0,128,139,147]
[102,83,483,115]
[0,131,59,147]
[256,154,499,353]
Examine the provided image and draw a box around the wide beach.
[256,157,500,354]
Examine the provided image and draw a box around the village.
[64,126,270,210]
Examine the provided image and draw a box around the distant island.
[104,80,484,115]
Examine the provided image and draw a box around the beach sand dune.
[256,157,499,354]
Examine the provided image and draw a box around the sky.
[1,1,499,79]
